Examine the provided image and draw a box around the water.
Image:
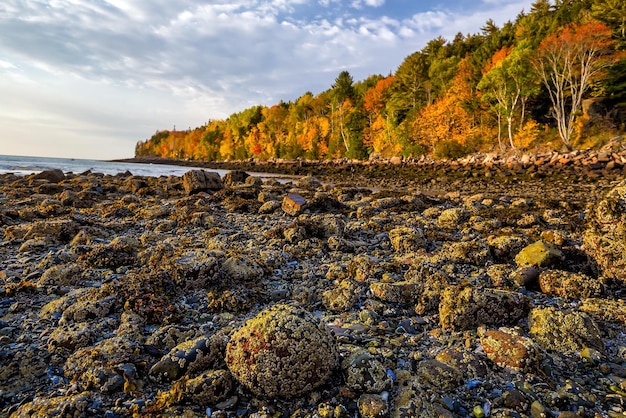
[0,154,294,181]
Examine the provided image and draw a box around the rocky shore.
[122,136,626,189]
[1,158,626,417]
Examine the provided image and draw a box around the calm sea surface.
[0,155,292,181]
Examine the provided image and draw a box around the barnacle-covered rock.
[60,294,117,324]
[146,324,200,351]
[38,263,83,287]
[48,318,118,352]
[63,336,140,393]
[479,328,542,372]
[81,236,139,269]
[182,169,223,194]
[342,348,392,393]
[438,239,492,265]
[439,286,531,331]
[225,303,339,398]
[388,227,424,253]
[488,235,529,262]
[358,393,389,418]
[538,270,604,299]
[391,371,443,418]
[40,288,91,319]
[437,207,468,228]
[296,175,322,189]
[416,359,462,390]
[172,250,222,290]
[222,170,250,186]
[529,307,604,353]
[206,285,260,313]
[10,391,95,418]
[583,179,626,283]
[347,254,384,283]
[183,369,234,405]
[23,219,80,243]
[578,297,626,325]
[149,333,228,382]
[403,263,449,315]
[435,347,489,379]
[322,280,360,312]
[220,256,264,282]
[370,281,422,305]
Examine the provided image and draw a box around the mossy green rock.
[225,304,339,398]
[514,240,562,267]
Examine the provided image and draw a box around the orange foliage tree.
[411,58,473,153]
[363,76,398,155]
[533,20,619,148]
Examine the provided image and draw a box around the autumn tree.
[478,44,539,150]
[363,76,398,155]
[411,58,474,154]
[533,20,619,148]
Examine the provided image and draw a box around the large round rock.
[225,304,339,398]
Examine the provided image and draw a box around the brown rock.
[222,170,249,186]
[32,169,65,183]
[480,328,541,372]
[435,347,489,379]
[182,170,223,194]
[282,193,307,216]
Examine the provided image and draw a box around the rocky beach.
[3,146,626,418]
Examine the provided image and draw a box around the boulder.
[32,169,65,183]
[583,180,626,284]
[538,270,604,299]
[515,240,562,268]
[222,170,249,186]
[439,286,531,331]
[528,307,604,353]
[225,304,339,398]
[282,193,307,216]
[480,328,541,372]
[182,170,223,195]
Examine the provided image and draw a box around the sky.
[0,0,537,160]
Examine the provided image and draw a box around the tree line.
[135,0,625,161]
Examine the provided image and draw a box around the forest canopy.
[136,0,626,161]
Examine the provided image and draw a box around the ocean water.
[0,154,291,181]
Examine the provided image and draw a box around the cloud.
[351,0,386,9]
[0,0,537,159]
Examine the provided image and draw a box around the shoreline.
[116,143,626,187]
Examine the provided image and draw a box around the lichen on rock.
[528,307,605,353]
[225,303,339,398]
[583,179,626,284]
